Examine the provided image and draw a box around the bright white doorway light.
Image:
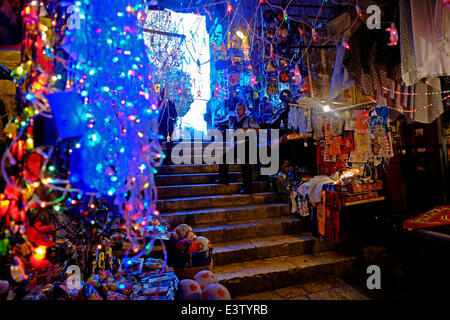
[144,10,211,135]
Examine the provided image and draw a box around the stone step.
[215,251,357,297]
[164,148,220,157]
[156,192,285,212]
[163,141,234,149]
[193,217,305,243]
[155,172,260,186]
[161,203,290,228]
[168,156,263,165]
[157,181,269,199]
[212,233,336,266]
[156,164,242,175]
[168,155,221,165]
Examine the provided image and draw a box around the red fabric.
[403,206,450,230]
[25,153,44,181]
[26,221,55,247]
[325,191,341,243]
[341,132,355,154]
[316,142,326,165]
[317,192,326,237]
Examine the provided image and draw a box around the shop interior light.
[323,105,331,112]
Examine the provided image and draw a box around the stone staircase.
[156,140,357,298]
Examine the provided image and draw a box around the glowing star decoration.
[386,23,398,46]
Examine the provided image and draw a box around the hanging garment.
[329,136,342,156]
[316,140,326,166]
[288,106,297,130]
[290,190,298,214]
[325,190,341,244]
[329,116,345,136]
[338,153,350,169]
[349,132,370,163]
[341,131,355,154]
[386,82,415,110]
[329,40,356,100]
[353,109,370,134]
[299,198,310,217]
[385,131,394,158]
[399,0,419,86]
[369,106,390,132]
[410,0,450,81]
[317,191,327,237]
[343,24,401,97]
[313,111,325,140]
[298,108,309,135]
[408,77,445,123]
[371,125,390,159]
[344,111,356,131]
[298,175,334,204]
[306,109,312,133]
[327,13,360,99]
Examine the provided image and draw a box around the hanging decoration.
[386,23,398,46]
[267,78,279,95]
[381,86,450,96]
[370,95,450,113]
[0,0,172,287]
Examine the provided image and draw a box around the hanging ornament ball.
[279,70,291,83]
[194,270,218,290]
[265,61,277,74]
[173,224,195,241]
[278,57,290,69]
[175,238,192,252]
[277,23,289,40]
[177,279,202,300]
[275,9,284,22]
[201,283,231,300]
[190,236,211,254]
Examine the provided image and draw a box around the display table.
[339,195,388,246]
[343,197,385,207]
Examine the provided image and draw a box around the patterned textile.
[399,0,419,86]
[403,206,450,230]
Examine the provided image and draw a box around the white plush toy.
[201,283,231,300]
[177,279,202,300]
[190,236,211,254]
[193,270,218,290]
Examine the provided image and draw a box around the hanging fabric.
[409,0,450,81]
[399,0,419,86]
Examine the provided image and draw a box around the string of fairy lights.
[370,95,450,113]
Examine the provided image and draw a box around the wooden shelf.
[343,196,385,207]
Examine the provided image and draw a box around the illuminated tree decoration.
[66,0,163,245]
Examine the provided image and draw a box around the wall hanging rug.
[403,205,450,230]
